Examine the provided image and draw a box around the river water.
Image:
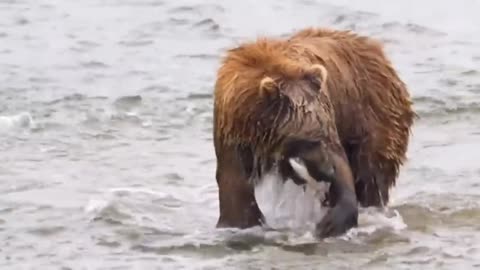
[1,0,479,269]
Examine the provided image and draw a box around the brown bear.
[212,27,416,238]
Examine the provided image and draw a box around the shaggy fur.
[213,27,415,232]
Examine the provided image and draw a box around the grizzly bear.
[212,27,415,238]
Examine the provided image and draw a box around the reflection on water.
[0,0,479,269]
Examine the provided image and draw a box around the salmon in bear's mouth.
[288,157,331,203]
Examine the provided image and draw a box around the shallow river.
[1,0,480,269]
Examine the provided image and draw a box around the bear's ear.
[305,64,328,91]
[259,76,278,97]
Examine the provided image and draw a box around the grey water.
[1,0,479,269]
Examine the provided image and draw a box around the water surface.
[1,0,479,269]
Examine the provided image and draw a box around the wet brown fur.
[213,27,415,228]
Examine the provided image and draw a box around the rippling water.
[1,0,479,269]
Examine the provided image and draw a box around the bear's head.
[257,63,353,201]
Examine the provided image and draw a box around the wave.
[0,112,36,132]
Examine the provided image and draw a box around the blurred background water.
[0,0,479,269]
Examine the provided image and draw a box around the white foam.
[340,207,408,241]
[84,198,111,214]
[254,171,330,232]
[107,187,170,198]
[83,187,168,228]
[0,112,35,131]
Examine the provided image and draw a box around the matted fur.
[214,27,415,210]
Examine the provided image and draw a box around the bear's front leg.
[215,145,265,229]
[315,152,358,238]
[316,191,358,238]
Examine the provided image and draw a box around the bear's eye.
[304,74,322,91]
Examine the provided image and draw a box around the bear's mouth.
[276,137,355,209]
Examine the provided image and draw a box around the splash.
[253,170,408,242]
[254,171,330,233]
